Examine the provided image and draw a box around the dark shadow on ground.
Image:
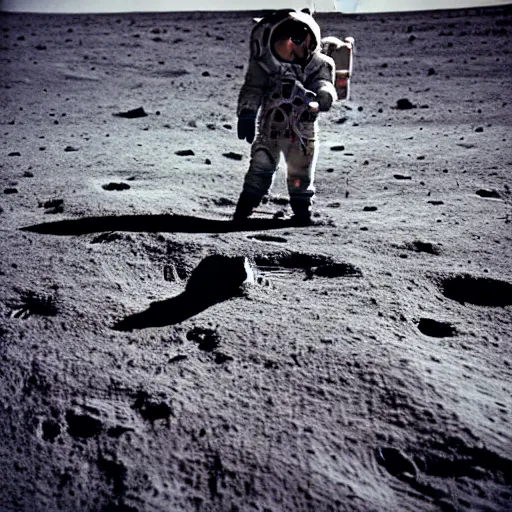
[21,214,289,235]
[113,292,217,331]
[113,254,250,331]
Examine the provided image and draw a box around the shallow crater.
[253,251,362,279]
[254,251,333,270]
[441,274,512,307]
[417,318,456,338]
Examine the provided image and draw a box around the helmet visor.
[273,19,310,46]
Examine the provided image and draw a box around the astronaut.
[233,8,337,225]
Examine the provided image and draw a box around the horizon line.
[1,1,511,15]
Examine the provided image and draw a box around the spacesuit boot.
[232,190,262,224]
[289,197,313,225]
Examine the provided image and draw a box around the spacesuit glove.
[294,81,317,102]
[237,109,257,144]
[316,91,334,112]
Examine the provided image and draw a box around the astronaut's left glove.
[237,109,257,144]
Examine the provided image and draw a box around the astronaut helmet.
[271,19,312,63]
[250,9,322,66]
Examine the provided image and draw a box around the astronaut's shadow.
[21,213,288,236]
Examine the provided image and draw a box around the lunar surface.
[1,5,511,512]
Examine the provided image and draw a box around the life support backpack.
[320,36,354,101]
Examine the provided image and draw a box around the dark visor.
[273,19,310,46]
[290,26,309,45]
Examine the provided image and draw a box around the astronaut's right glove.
[237,109,257,144]
[316,90,334,112]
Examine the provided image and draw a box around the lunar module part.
[321,36,354,101]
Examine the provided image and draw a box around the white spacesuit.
[233,8,338,225]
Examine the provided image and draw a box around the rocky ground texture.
[1,5,511,512]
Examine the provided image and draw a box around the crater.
[66,411,103,439]
[42,419,61,441]
[376,446,418,478]
[102,182,130,191]
[476,189,500,199]
[222,152,243,161]
[309,262,362,278]
[97,456,127,495]
[132,390,172,422]
[417,318,456,338]
[254,251,332,270]
[441,275,512,307]
[187,326,221,352]
[404,240,442,255]
[254,251,361,279]
[155,69,190,78]
[414,439,512,485]
[113,106,147,118]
